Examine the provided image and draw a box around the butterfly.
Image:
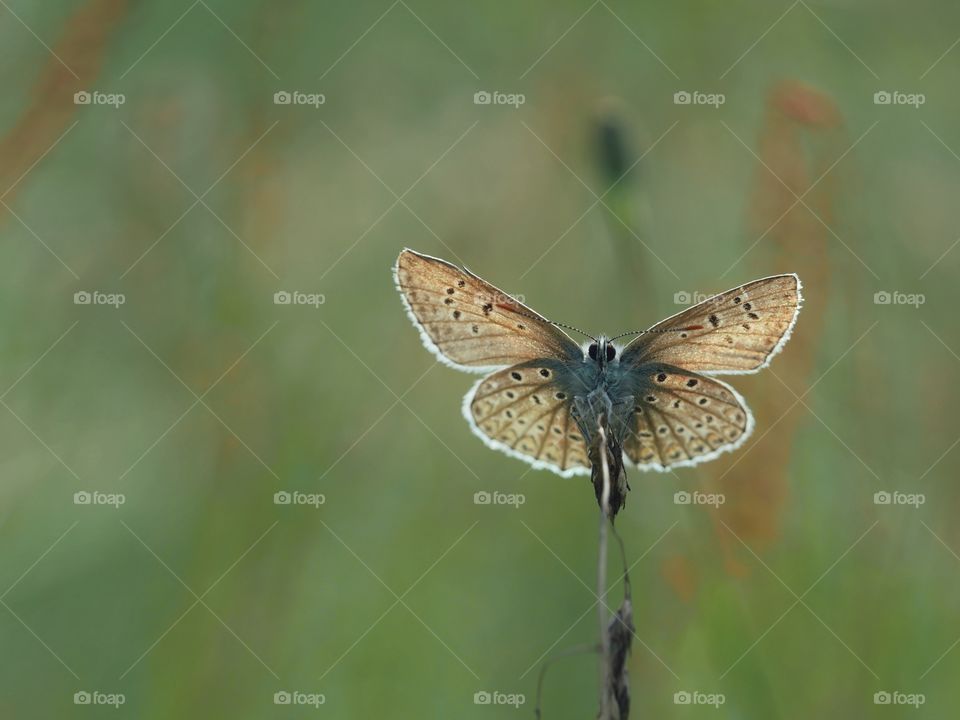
[394,248,801,517]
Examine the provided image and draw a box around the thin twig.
[597,419,613,719]
[534,643,598,719]
[610,521,632,601]
[537,413,630,718]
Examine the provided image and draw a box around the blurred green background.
[1,0,959,717]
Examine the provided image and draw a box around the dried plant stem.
[535,416,630,719]
[597,420,613,719]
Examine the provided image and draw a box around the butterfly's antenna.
[502,300,698,344]
[550,320,597,343]
[501,306,598,343]
[609,325,705,342]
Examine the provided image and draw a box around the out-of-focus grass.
[1,0,960,717]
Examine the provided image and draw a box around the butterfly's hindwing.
[395,249,582,372]
[622,366,753,471]
[621,275,801,375]
[463,362,591,477]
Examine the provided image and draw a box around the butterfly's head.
[586,336,617,368]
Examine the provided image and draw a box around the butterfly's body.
[570,383,633,516]
[557,338,635,411]
[394,249,802,518]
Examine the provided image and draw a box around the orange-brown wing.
[622,368,753,471]
[463,364,590,476]
[621,275,801,375]
[395,249,581,372]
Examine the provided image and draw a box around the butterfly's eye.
[605,344,616,362]
[587,343,598,360]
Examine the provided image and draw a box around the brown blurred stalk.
[0,0,128,204]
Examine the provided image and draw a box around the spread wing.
[620,274,802,375]
[622,366,753,471]
[463,361,590,477]
[394,248,582,372]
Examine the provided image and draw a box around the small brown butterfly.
[394,249,801,516]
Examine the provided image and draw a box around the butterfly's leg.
[571,389,614,444]
[608,396,636,441]
[608,395,635,492]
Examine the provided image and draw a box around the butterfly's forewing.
[620,275,801,374]
[395,249,582,372]
[621,366,753,470]
[463,361,590,477]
